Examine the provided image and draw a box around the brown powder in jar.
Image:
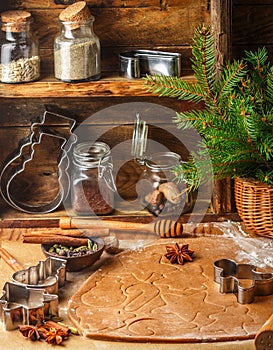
[72,179,114,215]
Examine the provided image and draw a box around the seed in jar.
[0,55,40,83]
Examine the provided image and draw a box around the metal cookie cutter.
[119,50,181,79]
[12,256,67,295]
[214,258,273,304]
[0,110,77,213]
[0,282,59,331]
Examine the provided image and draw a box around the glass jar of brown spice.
[71,141,116,215]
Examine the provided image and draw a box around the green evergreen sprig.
[144,24,273,191]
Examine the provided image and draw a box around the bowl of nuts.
[41,237,105,272]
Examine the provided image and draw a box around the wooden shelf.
[0,74,195,99]
[0,200,240,229]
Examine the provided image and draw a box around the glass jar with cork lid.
[71,141,116,215]
[0,10,40,83]
[54,1,101,82]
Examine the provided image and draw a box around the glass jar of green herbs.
[54,1,101,82]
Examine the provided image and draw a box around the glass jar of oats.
[0,10,40,83]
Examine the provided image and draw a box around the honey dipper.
[59,217,224,238]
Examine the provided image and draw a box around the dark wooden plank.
[232,5,273,45]
[27,8,209,48]
[0,75,195,98]
[9,0,205,10]
[0,97,200,126]
[211,0,232,63]
[232,44,273,61]
[40,46,194,76]
[233,0,273,5]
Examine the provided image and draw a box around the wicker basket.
[234,177,273,238]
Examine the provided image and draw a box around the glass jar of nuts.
[138,152,193,217]
[0,10,40,83]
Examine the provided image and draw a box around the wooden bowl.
[41,237,105,272]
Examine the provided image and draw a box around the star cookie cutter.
[214,258,273,304]
[0,110,77,213]
[12,256,67,295]
[0,281,59,331]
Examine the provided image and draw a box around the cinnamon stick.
[24,228,109,238]
[23,235,89,246]
[0,247,24,271]
[44,320,71,336]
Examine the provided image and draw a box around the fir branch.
[143,24,273,188]
[144,75,205,104]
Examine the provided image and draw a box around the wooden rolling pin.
[59,217,224,238]
[255,313,273,350]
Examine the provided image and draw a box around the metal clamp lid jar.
[132,114,193,217]
[0,10,40,83]
[71,141,116,215]
[54,1,101,82]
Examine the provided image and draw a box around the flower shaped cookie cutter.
[0,281,59,331]
[0,110,77,213]
[0,256,66,330]
[214,258,273,304]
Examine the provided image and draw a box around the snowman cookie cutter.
[0,111,77,213]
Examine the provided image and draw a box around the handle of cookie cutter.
[255,313,273,350]
[0,247,24,272]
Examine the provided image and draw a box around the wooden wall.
[7,0,211,76]
[0,0,212,222]
[2,0,270,222]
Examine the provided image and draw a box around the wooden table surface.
[0,238,256,350]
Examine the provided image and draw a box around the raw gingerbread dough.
[68,237,273,343]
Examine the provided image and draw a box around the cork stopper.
[59,1,92,30]
[1,10,32,32]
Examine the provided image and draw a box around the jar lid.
[73,141,111,168]
[145,152,181,171]
[59,1,92,29]
[1,10,32,32]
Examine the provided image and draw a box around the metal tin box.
[119,50,181,79]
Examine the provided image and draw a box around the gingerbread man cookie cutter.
[214,258,273,304]
[0,110,77,213]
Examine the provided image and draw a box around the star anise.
[164,242,194,265]
[41,320,71,345]
[19,324,43,341]
[42,328,69,345]
[18,320,71,345]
